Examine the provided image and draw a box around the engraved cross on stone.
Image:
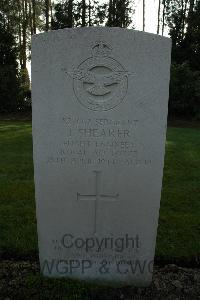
[77,170,119,235]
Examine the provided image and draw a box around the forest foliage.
[0,0,199,119]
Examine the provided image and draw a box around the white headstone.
[32,27,171,286]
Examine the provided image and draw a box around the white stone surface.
[32,27,171,286]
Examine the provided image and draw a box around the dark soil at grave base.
[0,260,200,300]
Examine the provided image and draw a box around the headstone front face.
[32,28,171,286]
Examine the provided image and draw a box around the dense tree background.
[0,0,44,112]
[51,0,133,29]
[0,0,199,118]
[165,0,200,118]
[0,23,20,112]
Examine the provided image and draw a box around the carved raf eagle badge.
[68,41,129,111]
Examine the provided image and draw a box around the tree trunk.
[32,0,36,34]
[162,0,166,36]
[143,0,145,31]
[157,0,161,34]
[50,0,53,29]
[108,0,113,26]
[22,0,28,69]
[68,0,73,27]
[45,0,49,31]
[181,0,188,39]
[187,0,195,36]
[18,11,23,68]
[113,0,117,25]
[82,0,86,27]
[181,0,188,38]
[29,1,33,35]
[89,0,92,26]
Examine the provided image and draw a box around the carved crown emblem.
[92,41,112,58]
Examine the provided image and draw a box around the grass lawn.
[0,120,200,260]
